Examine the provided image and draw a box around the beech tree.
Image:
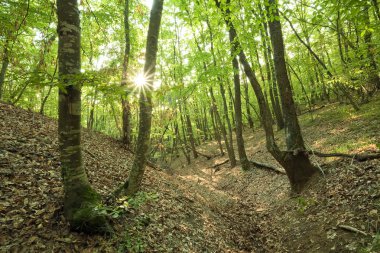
[121,0,132,146]
[123,0,164,196]
[57,0,111,233]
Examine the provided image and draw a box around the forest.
[0,0,380,252]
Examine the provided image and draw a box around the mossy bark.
[57,0,111,234]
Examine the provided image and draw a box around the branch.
[338,224,368,236]
[211,159,230,168]
[309,151,380,162]
[250,160,286,174]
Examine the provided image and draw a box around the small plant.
[295,196,316,213]
[94,191,159,219]
[360,233,380,253]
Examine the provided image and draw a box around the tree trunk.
[259,5,284,130]
[243,78,254,130]
[363,3,380,89]
[121,0,132,146]
[267,0,317,191]
[40,58,58,115]
[0,39,9,100]
[215,0,249,170]
[57,0,111,234]
[210,87,237,166]
[124,0,164,196]
[205,17,237,167]
[210,101,224,155]
[184,103,198,159]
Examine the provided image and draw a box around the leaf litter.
[0,97,379,252]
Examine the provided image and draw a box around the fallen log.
[309,150,380,162]
[250,160,286,174]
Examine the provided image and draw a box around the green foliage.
[295,196,316,213]
[360,233,380,253]
[94,192,159,219]
[115,192,158,253]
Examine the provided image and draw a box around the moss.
[64,183,113,234]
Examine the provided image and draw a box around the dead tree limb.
[250,160,286,174]
[338,224,368,236]
[309,151,380,162]
[211,159,230,168]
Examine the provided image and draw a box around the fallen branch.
[211,159,230,168]
[250,160,286,174]
[299,105,325,115]
[196,151,217,160]
[338,224,368,236]
[309,151,380,162]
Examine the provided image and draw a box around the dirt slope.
[0,103,263,252]
[1,97,380,252]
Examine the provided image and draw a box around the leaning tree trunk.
[267,0,317,192]
[57,0,111,233]
[124,0,164,196]
[216,0,250,170]
[121,0,132,146]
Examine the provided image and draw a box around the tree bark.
[0,39,9,100]
[57,0,111,234]
[124,0,164,196]
[184,103,198,159]
[205,17,237,167]
[215,0,250,170]
[267,0,317,191]
[363,3,380,89]
[121,0,132,146]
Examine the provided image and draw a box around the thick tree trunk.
[57,0,111,233]
[216,0,249,170]
[267,0,317,191]
[121,0,132,146]
[124,0,164,196]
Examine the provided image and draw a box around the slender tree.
[121,0,132,146]
[124,0,164,196]
[215,0,250,170]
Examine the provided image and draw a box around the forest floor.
[0,96,380,252]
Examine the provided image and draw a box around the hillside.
[1,98,380,252]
